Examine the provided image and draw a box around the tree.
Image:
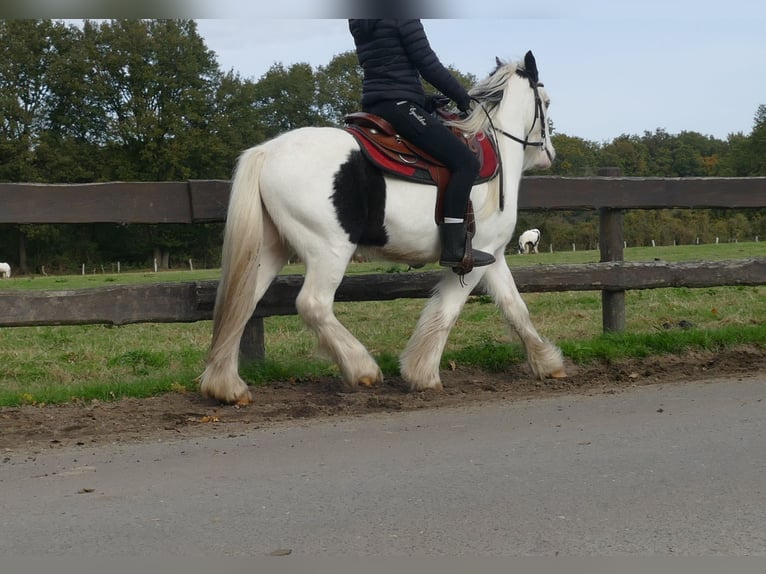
[547,134,600,176]
[671,143,705,177]
[0,20,84,272]
[672,131,726,176]
[252,62,324,139]
[748,104,766,175]
[717,132,750,176]
[34,22,110,183]
[446,66,477,92]
[598,135,650,176]
[0,20,72,182]
[77,19,221,181]
[640,129,675,176]
[315,51,363,126]
[2,19,235,272]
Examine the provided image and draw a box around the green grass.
[0,242,764,406]
[0,322,208,406]
[503,240,766,266]
[561,324,766,363]
[0,268,223,291]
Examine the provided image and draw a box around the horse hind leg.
[482,263,566,379]
[296,259,383,390]
[200,215,288,404]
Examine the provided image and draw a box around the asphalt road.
[1,375,765,556]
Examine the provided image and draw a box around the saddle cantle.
[344,110,500,226]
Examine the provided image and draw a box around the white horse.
[201,51,566,404]
[0,262,10,279]
[518,228,541,254]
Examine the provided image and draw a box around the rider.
[348,19,495,273]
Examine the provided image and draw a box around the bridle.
[473,74,553,165]
[497,84,552,165]
[470,72,553,210]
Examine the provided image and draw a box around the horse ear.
[491,56,504,75]
[524,50,539,84]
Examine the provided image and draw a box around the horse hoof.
[410,381,443,392]
[358,376,377,388]
[235,389,253,405]
[549,369,567,379]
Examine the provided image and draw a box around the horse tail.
[208,147,267,364]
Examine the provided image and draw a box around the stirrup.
[438,222,495,276]
[443,248,495,276]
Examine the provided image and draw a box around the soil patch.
[2,346,764,453]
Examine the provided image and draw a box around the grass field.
[0,242,764,406]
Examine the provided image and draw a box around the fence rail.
[2,259,764,329]
[1,175,765,359]
[2,176,766,224]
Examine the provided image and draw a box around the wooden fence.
[2,174,765,360]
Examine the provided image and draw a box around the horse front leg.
[400,271,482,391]
[481,261,566,379]
[296,267,383,389]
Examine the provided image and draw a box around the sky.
[5,1,765,143]
[191,6,766,143]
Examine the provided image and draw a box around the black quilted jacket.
[348,19,471,111]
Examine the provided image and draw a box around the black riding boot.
[438,222,495,275]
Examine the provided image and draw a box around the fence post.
[240,315,265,364]
[598,167,626,333]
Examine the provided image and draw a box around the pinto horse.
[518,228,541,254]
[201,51,566,404]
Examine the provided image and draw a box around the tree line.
[1,19,764,274]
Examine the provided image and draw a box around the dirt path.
[2,346,764,453]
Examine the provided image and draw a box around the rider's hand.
[424,94,451,113]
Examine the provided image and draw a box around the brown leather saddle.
[344,110,499,227]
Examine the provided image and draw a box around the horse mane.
[442,58,524,220]
[444,58,521,137]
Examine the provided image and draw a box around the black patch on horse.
[331,150,388,246]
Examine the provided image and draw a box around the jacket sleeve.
[398,20,472,111]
